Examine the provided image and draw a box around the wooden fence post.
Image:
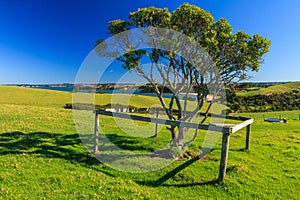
[154,108,159,137]
[94,113,99,154]
[246,125,251,150]
[218,132,230,183]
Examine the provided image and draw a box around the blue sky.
[0,0,299,84]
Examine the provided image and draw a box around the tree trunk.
[171,126,176,139]
[176,127,187,150]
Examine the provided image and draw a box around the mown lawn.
[0,86,299,199]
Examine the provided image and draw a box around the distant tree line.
[229,82,285,92]
[226,89,300,113]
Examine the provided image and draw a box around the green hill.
[237,82,300,96]
[0,86,160,108]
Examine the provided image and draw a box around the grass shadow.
[136,150,218,187]
[103,133,156,152]
[0,131,218,187]
[160,179,220,187]
[229,148,250,152]
[0,131,100,166]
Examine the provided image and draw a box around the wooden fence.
[93,109,253,183]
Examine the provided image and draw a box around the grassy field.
[0,86,299,199]
[237,82,300,96]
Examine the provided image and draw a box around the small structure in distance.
[264,118,287,123]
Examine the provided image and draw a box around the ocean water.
[31,86,196,100]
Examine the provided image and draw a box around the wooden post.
[94,113,99,154]
[154,108,159,137]
[246,125,251,150]
[218,132,230,183]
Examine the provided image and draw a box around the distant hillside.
[226,82,300,113]
[237,82,300,96]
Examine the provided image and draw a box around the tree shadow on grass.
[0,131,164,174]
[136,150,219,187]
[102,133,156,152]
[0,131,218,187]
[0,131,100,166]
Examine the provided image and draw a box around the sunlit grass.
[237,82,300,96]
[0,85,299,199]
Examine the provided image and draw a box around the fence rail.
[93,109,253,183]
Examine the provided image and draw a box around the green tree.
[95,3,271,150]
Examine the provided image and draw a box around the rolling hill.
[237,82,300,96]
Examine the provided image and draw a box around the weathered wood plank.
[95,109,232,133]
[218,132,230,183]
[94,113,99,154]
[94,109,251,121]
[246,125,251,150]
[231,118,254,133]
[154,108,159,137]
[198,112,251,121]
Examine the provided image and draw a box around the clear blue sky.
[0,0,299,84]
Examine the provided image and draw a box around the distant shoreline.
[4,81,296,88]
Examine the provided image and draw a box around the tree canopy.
[97,3,270,84]
[95,3,271,150]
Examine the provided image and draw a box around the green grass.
[0,86,72,108]
[237,82,300,96]
[239,110,300,121]
[0,85,299,199]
